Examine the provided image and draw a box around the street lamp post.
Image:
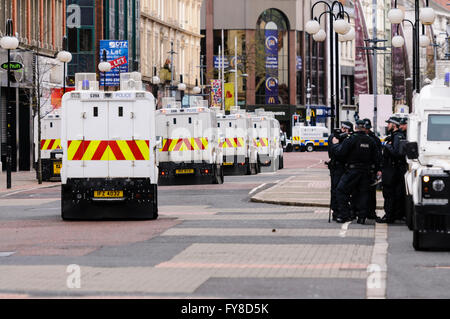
[98,50,112,90]
[0,19,19,189]
[388,0,435,94]
[178,74,186,106]
[56,36,72,94]
[305,1,353,131]
[306,77,313,126]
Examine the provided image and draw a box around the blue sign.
[213,56,230,69]
[297,56,302,71]
[99,40,129,86]
[265,28,279,104]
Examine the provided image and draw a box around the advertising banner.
[265,28,279,104]
[354,0,369,96]
[99,40,129,86]
[211,79,223,108]
[224,82,235,111]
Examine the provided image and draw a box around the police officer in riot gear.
[363,119,382,219]
[400,117,408,136]
[327,121,353,221]
[377,116,407,223]
[332,120,380,224]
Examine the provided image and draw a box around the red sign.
[51,88,75,109]
[109,56,127,70]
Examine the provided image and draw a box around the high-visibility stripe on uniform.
[40,139,62,150]
[160,138,209,152]
[67,140,150,161]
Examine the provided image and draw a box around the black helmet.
[363,118,372,129]
[341,121,353,130]
[400,117,408,125]
[386,116,401,126]
[356,119,366,129]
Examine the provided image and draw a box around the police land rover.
[404,71,450,250]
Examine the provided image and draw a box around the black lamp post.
[305,1,352,131]
[56,36,72,94]
[98,49,112,90]
[389,0,436,94]
[1,19,19,189]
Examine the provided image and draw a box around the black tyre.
[306,144,314,152]
[413,230,425,251]
[405,196,414,231]
[286,144,293,152]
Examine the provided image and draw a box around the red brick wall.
[95,1,104,74]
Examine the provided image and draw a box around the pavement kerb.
[250,175,384,210]
[0,183,60,198]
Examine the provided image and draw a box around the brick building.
[0,0,65,171]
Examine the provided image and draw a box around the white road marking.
[366,219,388,299]
[306,159,324,169]
[249,183,267,195]
[339,221,351,238]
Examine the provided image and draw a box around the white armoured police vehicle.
[249,110,283,172]
[34,109,63,181]
[217,109,259,175]
[60,72,159,220]
[404,73,450,250]
[291,124,329,152]
[156,101,224,185]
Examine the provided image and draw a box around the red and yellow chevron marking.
[292,136,301,142]
[253,138,268,147]
[41,139,61,150]
[220,137,245,148]
[67,140,150,161]
[160,138,208,152]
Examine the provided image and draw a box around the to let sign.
[1,62,23,70]
[109,56,127,69]
[99,40,129,86]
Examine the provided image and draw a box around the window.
[79,29,93,52]
[68,28,78,52]
[93,107,98,117]
[427,115,450,141]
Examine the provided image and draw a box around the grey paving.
[194,278,367,299]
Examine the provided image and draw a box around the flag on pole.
[224,83,235,111]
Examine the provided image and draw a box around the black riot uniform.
[378,117,407,223]
[363,119,382,219]
[332,120,380,224]
[327,122,353,220]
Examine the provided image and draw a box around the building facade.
[140,0,202,96]
[0,0,65,171]
[202,0,353,133]
[66,0,140,84]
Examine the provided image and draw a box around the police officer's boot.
[357,216,366,225]
[376,214,395,224]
